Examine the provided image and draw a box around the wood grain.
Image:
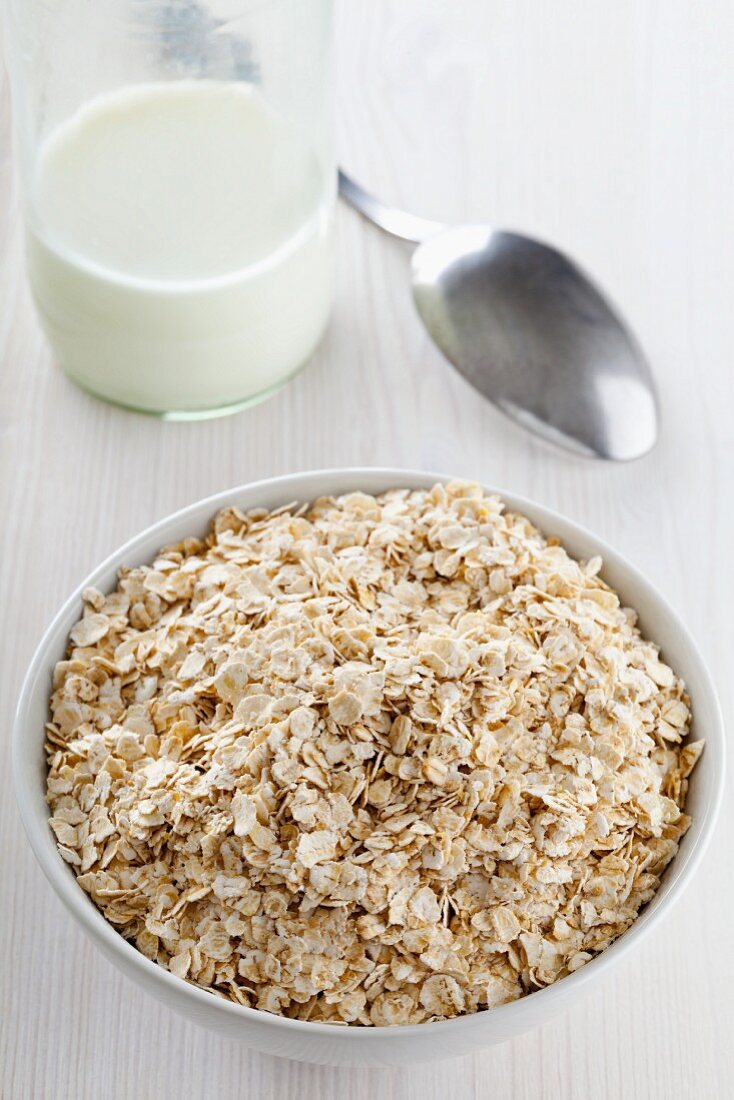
[2,2,733,1096]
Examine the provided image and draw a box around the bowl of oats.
[13,470,724,1066]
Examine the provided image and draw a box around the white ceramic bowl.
[13,469,724,1067]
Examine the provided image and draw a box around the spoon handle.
[338,170,443,244]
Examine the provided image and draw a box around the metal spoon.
[339,170,658,461]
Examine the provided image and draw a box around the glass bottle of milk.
[3,0,335,417]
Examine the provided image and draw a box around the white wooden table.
[2,2,732,1096]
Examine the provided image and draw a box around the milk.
[26,81,334,415]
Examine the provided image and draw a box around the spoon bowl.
[412,225,658,460]
[340,171,659,460]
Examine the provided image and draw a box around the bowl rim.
[12,466,726,1041]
